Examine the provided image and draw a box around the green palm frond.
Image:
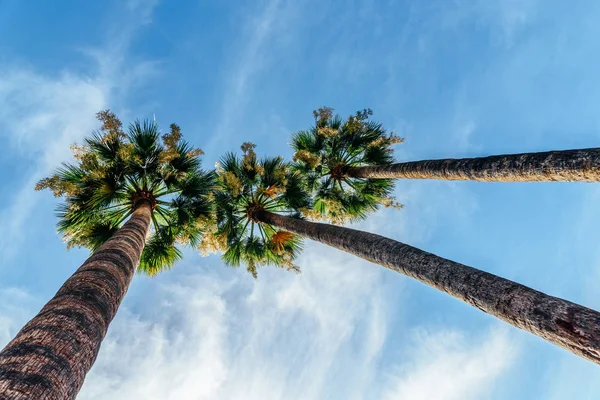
[139,225,183,276]
[36,110,214,276]
[85,132,121,163]
[291,107,403,224]
[209,143,306,277]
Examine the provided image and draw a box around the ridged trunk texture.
[0,203,152,400]
[346,147,600,182]
[257,210,600,365]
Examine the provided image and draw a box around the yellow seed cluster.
[274,171,289,189]
[258,185,284,198]
[35,175,79,197]
[197,232,228,256]
[367,132,404,149]
[96,109,126,142]
[313,107,334,124]
[71,143,101,173]
[317,126,338,138]
[281,254,300,274]
[158,123,204,164]
[293,150,320,169]
[380,197,404,210]
[299,207,324,221]
[253,163,265,176]
[241,142,257,158]
[270,231,294,255]
[221,171,243,198]
[117,143,135,161]
[300,198,354,225]
[163,123,182,149]
[321,198,353,225]
[240,142,266,176]
[187,148,204,158]
[387,132,405,145]
[247,261,258,279]
[196,216,228,256]
[159,148,180,163]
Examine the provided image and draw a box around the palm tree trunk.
[257,209,600,365]
[0,203,152,400]
[346,147,600,182]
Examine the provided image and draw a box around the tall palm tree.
[0,111,214,399]
[206,142,309,277]
[292,107,600,184]
[292,108,403,224]
[214,144,600,365]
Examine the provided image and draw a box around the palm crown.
[208,142,310,277]
[36,110,214,275]
[291,107,403,224]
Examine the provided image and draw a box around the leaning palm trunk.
[257,210,600,365]
[0,203,152,400]
[346,147,600,182]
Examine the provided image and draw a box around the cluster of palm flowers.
[3,107,600,399]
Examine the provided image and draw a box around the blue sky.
[1,0,600,398]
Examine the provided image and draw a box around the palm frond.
[138,227,183,276]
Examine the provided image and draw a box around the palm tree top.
[36,110,214,276]
[291,107,404,224]
[208,142,309,278]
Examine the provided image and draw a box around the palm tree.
[214,144,600,365]
[205,142,309,277]
[292,107,600,184]
[291,108,403,224]
[0,111,214,399]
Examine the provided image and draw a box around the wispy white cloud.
[0,2,160,261]
[0,287,39,346]
[74,241,517,400]
[124,0,160,24]
[382,327,518,400]
[79,274,229,399]
[440,0,538,47]
[0,71,108,259]
[484,0,538,46]
[453,120,478,152]
[79,242,390,400]
[207,0,297,155]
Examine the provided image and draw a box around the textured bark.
[346,147,600,182]
[0,204,152,400]
[257,210,600,365]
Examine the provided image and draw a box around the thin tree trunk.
[346,147,600,182]
[0,203,152,400]
[257,210,600,365]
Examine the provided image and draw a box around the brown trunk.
[257,210,600,365]
[346,147,600,182]
[0,203,152,400]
